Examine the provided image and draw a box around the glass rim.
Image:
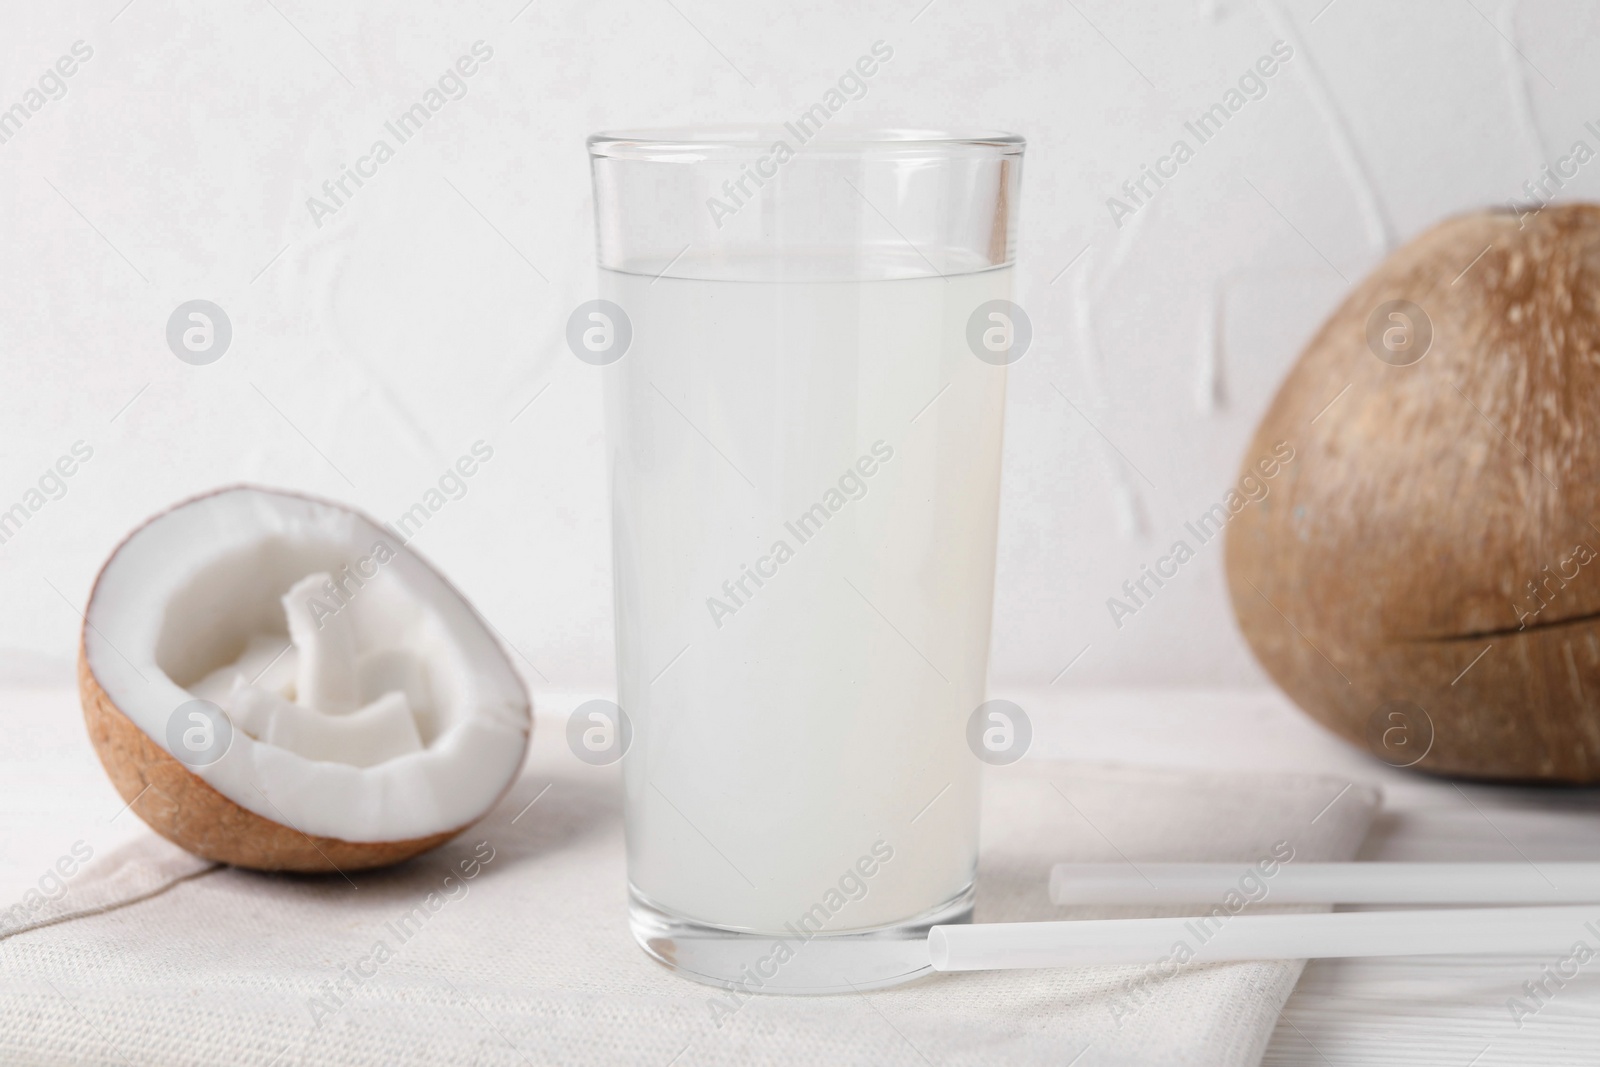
[588,126,1025,161]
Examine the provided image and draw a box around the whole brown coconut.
[1227,203,1600,782]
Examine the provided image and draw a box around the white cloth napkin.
[0,716,1378,1067]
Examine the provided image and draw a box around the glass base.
[628,883,974,995]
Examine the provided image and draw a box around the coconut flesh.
[80,487,530,870]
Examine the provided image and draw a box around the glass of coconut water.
[586,127,1024,993]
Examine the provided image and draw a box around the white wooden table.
[1007,686,1600,1067]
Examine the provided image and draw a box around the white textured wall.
[0,0,1589,695]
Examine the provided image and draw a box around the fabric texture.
[0,724,1378,1067]
[0,836,212,942]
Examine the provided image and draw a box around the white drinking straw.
[1048,862,1600,905]
[928,905,1600,971]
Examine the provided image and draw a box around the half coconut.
[79,486,531,871]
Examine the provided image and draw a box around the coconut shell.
[80,645,460,872]
[1227,203,1600,782]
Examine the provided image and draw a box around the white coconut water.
[603,258,1010,933]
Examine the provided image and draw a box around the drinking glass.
[586,127,1025,992]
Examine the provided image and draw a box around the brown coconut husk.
[1227,203,1600,782]
[80,646,462,871]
